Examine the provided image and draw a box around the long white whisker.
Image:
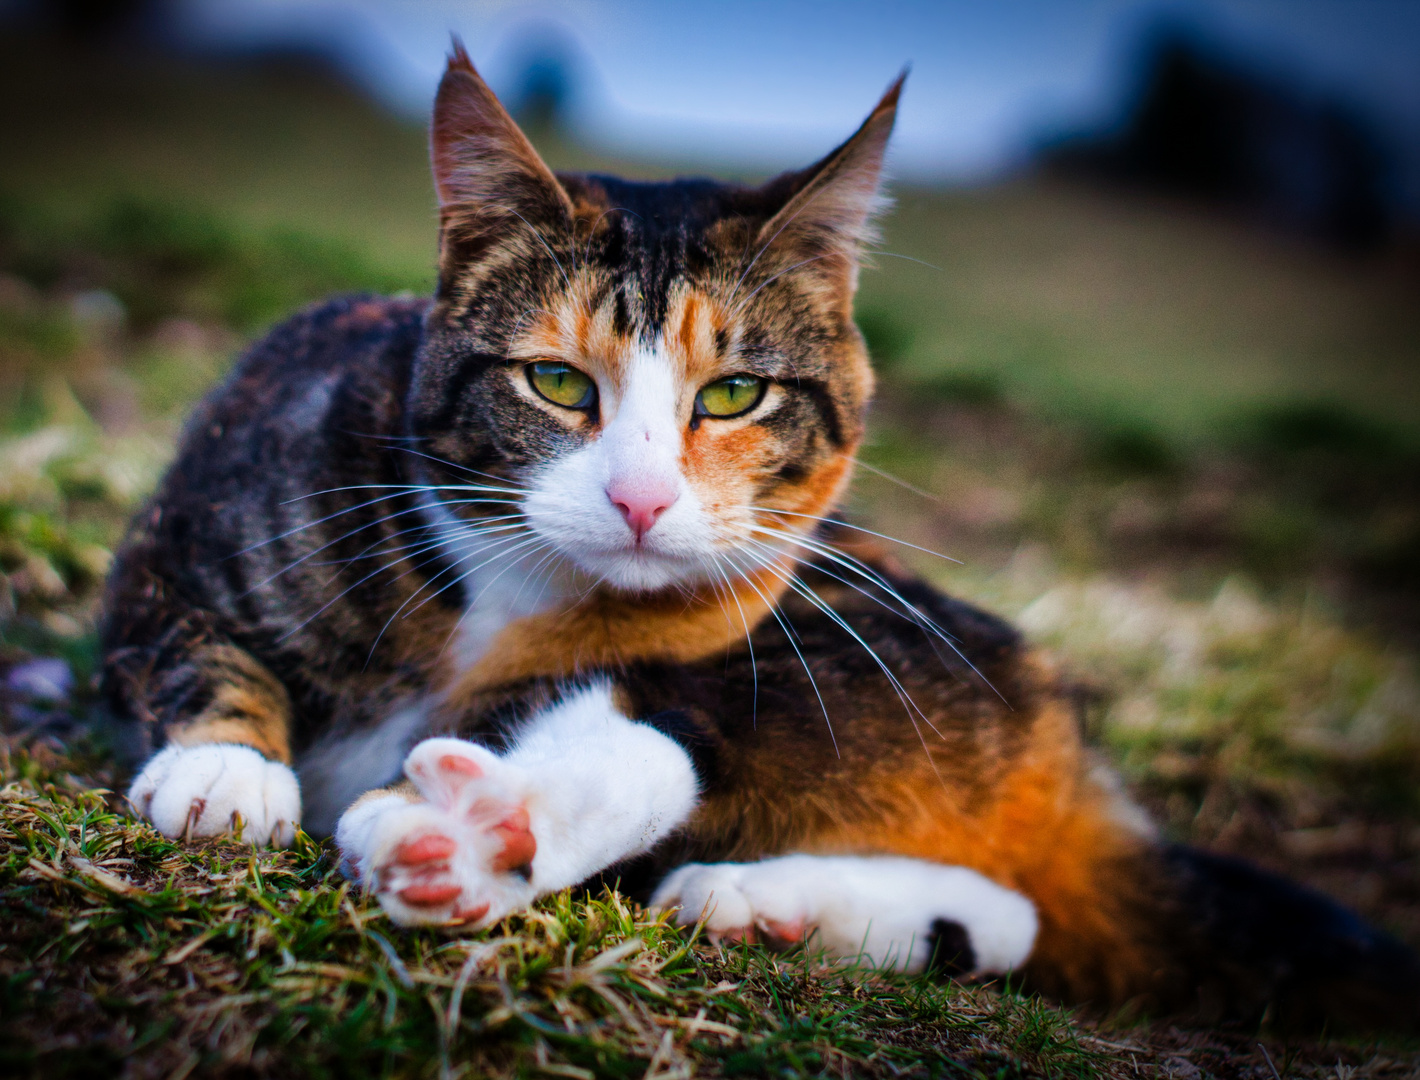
[279,526,527,645]
[743,506,960,564]
[317,516,530,569]
[747,525,1007,705]
[242,498,529,596]
[706,552,760,726]
[435,538,564,665]
[282,482,530,503]
[361,531,542,664]
[851,458,943,504]
[722,550,838,756]
[861,249,943,273]
[386,445,536,492]
[740,538,944,740]
[399,533,546,624]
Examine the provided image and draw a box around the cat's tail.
[1025,833,1420,1032]
[1150,843,1420,1033]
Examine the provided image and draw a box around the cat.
[101,43,1420,1031]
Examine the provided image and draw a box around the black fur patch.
[640,709,719,781]
[924,918,976,977]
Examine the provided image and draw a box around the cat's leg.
[335,681,698,927]
[122,643,301,846]
[651,854,1038,975]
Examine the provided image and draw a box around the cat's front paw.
[127,743,301,846]
[335,738,538,928]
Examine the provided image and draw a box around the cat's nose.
[607,481,678,542]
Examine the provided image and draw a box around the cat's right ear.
[431,39,574,255]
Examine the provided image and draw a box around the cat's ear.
[754,72,904,275]
[431,39,574,250]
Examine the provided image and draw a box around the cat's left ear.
[754,71,905,278]
[431,39,574,256]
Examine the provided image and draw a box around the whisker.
[861,249,943,273]
[736,544,953,788]
[851,458,943,504]
[281,480,530,502]
[241,498,529,596]
[742,506,961,564]
[504,306,552,358]
[706,552,760,726]
[741,536,944,738]
[278,526,526,645]
[503,206,571,291]
[730,251,842,319]
[388,445,532,490]
[581,206,641,269]
[432,536,565,665]
[722,550,838,756]
[746,525,1007,705]
[398,533,546,624]
[362,531,542,665]
[725,181,837,310]
[313,516,530,569]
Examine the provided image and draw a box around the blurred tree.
[1044,25,1395,251]
[502,27,586,144]
[19,0,175,45]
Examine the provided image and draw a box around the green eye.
[528,361,596,409]
[695,374,765,419]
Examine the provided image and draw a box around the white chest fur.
[416,482,576,675]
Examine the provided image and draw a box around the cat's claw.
[127,743,301,846]
[336,738,538,928]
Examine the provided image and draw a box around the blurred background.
[1,0,1417,942]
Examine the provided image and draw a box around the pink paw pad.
[438,753,482,777]
[391,833,460,908]
[711,918,808,948]
[490,807,536,874]
[395,834,457,865]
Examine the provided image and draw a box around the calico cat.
[101,44,1420,1030]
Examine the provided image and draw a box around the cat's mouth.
[566,543,704,594]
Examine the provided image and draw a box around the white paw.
[334,737,538,928]
[127,743,301,846]
[651,861,807,945]
[652,854,1038,974]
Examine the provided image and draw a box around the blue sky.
[177,0,1420,183]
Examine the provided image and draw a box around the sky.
[150,0,1420,183]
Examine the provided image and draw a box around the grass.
[2,738,1123,1080]
[2,27,1419,1078]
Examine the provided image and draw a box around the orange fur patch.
[794,696,1163,1002]
[446,563,796,700]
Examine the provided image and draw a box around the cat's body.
[102,47,1420,1031]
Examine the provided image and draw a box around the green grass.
[1,742,1123,1079]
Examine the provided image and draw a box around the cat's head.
[409,42,899,595]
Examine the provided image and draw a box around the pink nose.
[607,481,678,542]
